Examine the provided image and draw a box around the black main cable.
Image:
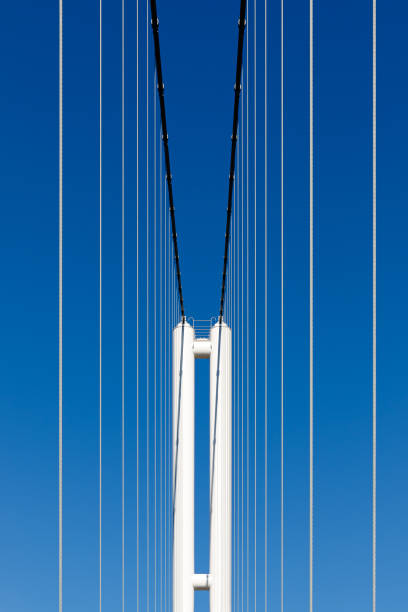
[219,0,247,322]
[150,0,185,321]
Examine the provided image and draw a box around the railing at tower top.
[187,318,217,339]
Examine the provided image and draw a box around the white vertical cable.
[154,71,157,612]
[254,0,257,608]
[234,174,237,612]
[164,172,167,612]
[238,125,242,612]
[234,151,237,608]
[232,174,234,607]
[99,0,102,607]
[235,184,237,608]
[167,221,170,612]
[122,0,125,608]
[236,134,239,612]
[246,23,249,612]
[159,142,163,612]
[280,0,284,609]
[162,169,165,612]
[264,0,268,607]
[167,183,171,612]
[170,253,174,612]
[233,183,237,610]
[164,185,171,610]
[159,147,161,608]
[172,231,175,606]
[233,131,236,611]
[372,0,376,609]
[167,188,169,612]
[309,0,314,609]
[236,166,239,612]
[161,128,164,612]
[166,198,171,608]
[146,2,149,609]
[169,246,171,612]
[231,178,233,607]
[159,155,162,611]
[240,90,244,612]
[240,116,244,612]
[58,0,63,609]
[163,173,169,610]
[171,258,175,596]
[136,0,140,609]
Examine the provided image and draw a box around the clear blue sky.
[0,0,407,611]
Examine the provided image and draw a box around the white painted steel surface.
[192,573,212,591]
[193,339,212,359]
[172,319,231,612]
[209,321,232,612]
[173,321,195,612]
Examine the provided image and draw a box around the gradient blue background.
[0,0,407,610]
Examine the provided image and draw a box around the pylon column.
[172,320,195,612]
[209,321,232,612]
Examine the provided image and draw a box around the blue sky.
[0,0,407,611]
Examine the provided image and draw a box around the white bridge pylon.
[172,319,232,612]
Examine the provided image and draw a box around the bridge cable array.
[219,0,248,322]
[150,0,185,321]
[55,0,378,609]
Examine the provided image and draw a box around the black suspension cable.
[150,0,185,321]
[219,0,247,322]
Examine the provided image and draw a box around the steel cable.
[149,0,185,320]
[219,0,247,321]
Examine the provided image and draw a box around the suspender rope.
[246,28,250,611]
[99,0,102,606]
[264,0,268,606]
[236,127,241,612]
[145,2,149,607]
[122,0,125,607]
[240,122,244,612]
[164,169,166,612]
[309,0,314,609]
[154,70,158,612]
[281,0,284,609]
[234,172,238,612]
[159,145,163,612]
[254,0,257,607]
[372,0,377,609]
[136,0,140,608]
[58,0,63,608]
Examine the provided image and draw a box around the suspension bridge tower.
[172,319,232,612]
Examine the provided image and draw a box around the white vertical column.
[209,321,232,612]
[172,320,195,612]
